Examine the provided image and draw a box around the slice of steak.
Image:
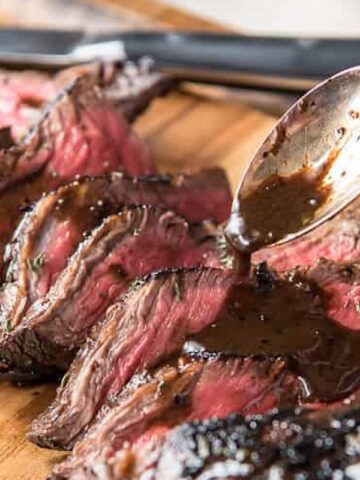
[46,355,300,478]
[254,197,360,271]
[28,268,235,449]
[5,59,170,139]
[0,169,231,334]
[30,259,360,450]
[0,71,151,196]
[0,206,223,375]
[0,61,167,277]
[68,402,360,480]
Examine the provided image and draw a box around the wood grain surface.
[0,1,276,478]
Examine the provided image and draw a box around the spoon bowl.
[226,66,360,251]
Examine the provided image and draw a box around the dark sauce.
[0,126,15,149]
[225,169,331,257]
[184,265,360,403]
[0,172,48,276]
[51,181,113,234]
[0,176,111,279]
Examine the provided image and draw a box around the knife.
[0,28,360,92]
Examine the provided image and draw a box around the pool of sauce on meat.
[51,180,114,233]
[185,169,360,403]
[0,175,111,278]
[185,263,360,402]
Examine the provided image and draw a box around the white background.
[162,0,360,37]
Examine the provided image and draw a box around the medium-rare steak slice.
[0,61,168,276]
[30,260,360,450]
[0,70,151,195]
[0,169,231,334]
[45,355,299,476]
[254,197,360,271]
[61,402,360,480]
[0,58,169,169]
[0,206,222,375]
[28,268,235,449]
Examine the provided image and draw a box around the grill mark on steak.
[0,169,231,335]
[46,355,300,478]
[28,268,235,450]
[0,206,223,375]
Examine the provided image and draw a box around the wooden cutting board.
[0,1,277,479]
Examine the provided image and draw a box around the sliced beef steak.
[28,268,235,449]
[0,58,169,148]
[0,70,151,196]
[254,197,360,271]
[0,206,223,375]
[30,260,360,450]
[0,169,231,334]
[46,355,299,477]
[0,61,168,276]
[58,402,360,480]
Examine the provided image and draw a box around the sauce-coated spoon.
[225,66,360,257]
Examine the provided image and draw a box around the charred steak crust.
[50,399,360,479]
[119,405,360,480]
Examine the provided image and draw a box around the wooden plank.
[0,383,64,480]
[134,91,199,138]
[134,92,275,188]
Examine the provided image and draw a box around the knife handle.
[93,32,360,92]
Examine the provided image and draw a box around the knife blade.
[0,28,360,92]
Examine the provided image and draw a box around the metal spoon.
[225,66,360,252]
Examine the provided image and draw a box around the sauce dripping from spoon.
[224,165,333,275]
